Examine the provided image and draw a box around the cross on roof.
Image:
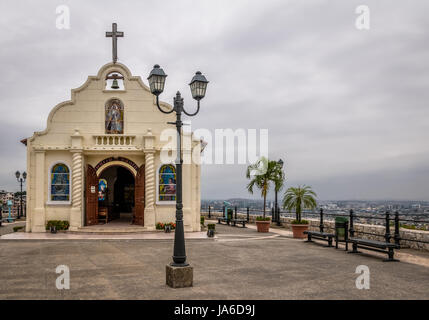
[105,23,124,64]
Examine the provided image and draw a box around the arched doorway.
[86,160,145,226]
[98,165,135,222]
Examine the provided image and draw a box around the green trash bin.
[335,216,349,250]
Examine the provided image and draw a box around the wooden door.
[86,165,98,226]
[134,164,145,226]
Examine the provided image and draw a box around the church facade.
[22,62,202,232]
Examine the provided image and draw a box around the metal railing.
[200,205,429,246]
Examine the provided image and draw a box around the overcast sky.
[1,0,428,201]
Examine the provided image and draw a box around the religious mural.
[98,179,107,201]
[50,163,70,201]
[105,99,124,134]
[159,164,176,201]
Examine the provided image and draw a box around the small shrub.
[46,220,69,231]
[13,226,24,232]
[200,216,205,225]
[207,224,216,230]
[156,222,176,230]
[291,219,309,225]
[256,216,270,221]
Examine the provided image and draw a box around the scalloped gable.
[27,62,173,144]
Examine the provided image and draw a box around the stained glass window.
[159,164,176,201]
[51,164,70,201]
[98,179,107,201]
[105,99,124,134]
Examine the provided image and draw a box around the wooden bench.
[348,211,401,262]
[303,209,335,247]
[349,238,399,262]
[304,230,334,247]
[231,219,247,228]
[217,217,231,225]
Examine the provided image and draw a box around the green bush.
[256,216,270,221]
[207,224,216,230]
[13,226,24,232]
[46,220,69,231]
[291,219,309,225]
[200,216,205,225]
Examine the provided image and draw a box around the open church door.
[85,165,98,226]
[134,164,145,226]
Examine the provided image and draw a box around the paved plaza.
[1,222,428,299]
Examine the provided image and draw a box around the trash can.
[335,217,349,250]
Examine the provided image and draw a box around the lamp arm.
[155,95,175,114]
[183,100,200,117]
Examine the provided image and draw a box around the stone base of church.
[31,208,47,233]
[166,264,193,288]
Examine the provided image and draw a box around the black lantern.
[15,171,20,179]
[22,172,27,180]
[189,71,209,101]
[147,64,167,96]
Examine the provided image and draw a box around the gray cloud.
[0,0,428,200]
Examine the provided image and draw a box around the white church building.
[21,27,202,233]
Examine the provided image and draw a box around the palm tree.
[246,157,285,218]
[282,185,317,223]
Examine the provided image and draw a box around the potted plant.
[255,216,271,232]
[246,157,285,233]
[282,185,317,239]
[207,224,215,237]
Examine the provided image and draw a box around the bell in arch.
[111,78,120,89]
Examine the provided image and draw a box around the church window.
[105,98,124,134]
[50,163,70,202]
[158,164,176,201]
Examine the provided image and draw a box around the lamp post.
[15,171,27,219]
[275,159,284,226]
[147,64,208,286]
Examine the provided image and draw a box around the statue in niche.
[105,99,124,134]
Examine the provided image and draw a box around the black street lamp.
[15,171,27,219]
[148,65,208,269]
[275,159,284,226]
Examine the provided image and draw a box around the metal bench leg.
[383,248,399,262]
[305,234,312,242]
[348,242,360,254]
[327,237,333,247]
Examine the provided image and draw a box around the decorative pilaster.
[145,152,155,209]
[70,129,84,231]
[32,150,46,232]
[72,152,83,210]
[143,129,156,230]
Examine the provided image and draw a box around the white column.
[69,150,83,231]
[70,129,84,231]
[143,129,156,230]
[32,150,46,232]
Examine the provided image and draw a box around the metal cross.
[105,23,124,63]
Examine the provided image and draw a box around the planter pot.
[256,220,270,233]
[291,224,309,239]
[207,229,215,237]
